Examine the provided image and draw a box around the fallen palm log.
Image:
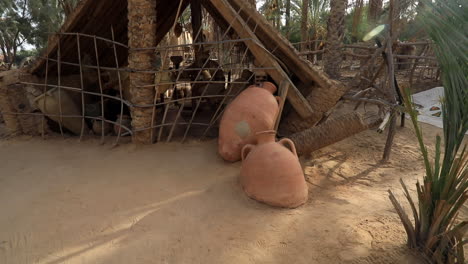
[288,112,382,156]
[279,82,349,135]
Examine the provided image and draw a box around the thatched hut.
[0,0,351,146]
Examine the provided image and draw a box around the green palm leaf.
[389,0,467,263]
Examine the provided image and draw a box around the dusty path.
[0,123,451,264]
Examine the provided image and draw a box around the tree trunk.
[275,0,281,30]
[323,0,347,79]
[128,0,157,144]
[288,112,381,156]
[285,0,291,38]
[351,0,364,42]
[63,3,74,16]
[300,0,309,51]
[191,0,204,63]
[368,0,382,25]
[58,0,76,17]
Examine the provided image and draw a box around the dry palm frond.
[389,0,468,263]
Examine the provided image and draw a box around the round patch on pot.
[235,120,251,139]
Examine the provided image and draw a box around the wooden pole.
[383,111,397,161]
[382,0,399,161]
[206,0,315,119]
[191,0,204,63]
[225,0,335,89]
[128,0,157,144]
[274,81,289,131]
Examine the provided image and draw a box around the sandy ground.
[0,120,464,264]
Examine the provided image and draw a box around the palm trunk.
[59,0,76,17]
[285,0,291,38]
[300,0,309,51]
[191,0,204,63]
[275,0,281,30]
[324,0,347,79]
[128,0,157,143]
[368,0,382,25]
[351,0,364,42]
[289,112,381,155]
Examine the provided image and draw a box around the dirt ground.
[0,119,464,263]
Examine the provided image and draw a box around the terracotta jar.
[240,130,308,208]
[218,82,279,162]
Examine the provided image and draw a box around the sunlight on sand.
[36,190,205,264]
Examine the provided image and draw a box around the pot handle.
[279,138,298,157]
[241,144,254,161]
[275,96,282,106]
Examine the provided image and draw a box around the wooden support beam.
[207,0,314,119]
[274,81,289,131]
[128,0,157,144]
[226,0,332,90]
[155,0,190,45]
[30,0,96,74]
[191,0,204,63]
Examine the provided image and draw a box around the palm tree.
[58,0,79,17]
[300,0,309,51]
[351,0,364,42]
[389,1,467,263]
[368,0,383,25]
[323,0,348,78]
[261,0,281,29]
[285,0,291,38]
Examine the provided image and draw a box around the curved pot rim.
[255,130,276,136]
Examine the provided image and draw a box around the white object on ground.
[411,86,467,134]
[377,112,391,133]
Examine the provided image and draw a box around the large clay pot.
[35,88,89,135]
[218,82,279,162]
[240,130,308,208]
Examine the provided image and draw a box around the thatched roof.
[30,0,346,122]
[31,0,188,76]
[32,0,334,86]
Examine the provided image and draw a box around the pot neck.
[259,82,277,94]
[256,130,276,144]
